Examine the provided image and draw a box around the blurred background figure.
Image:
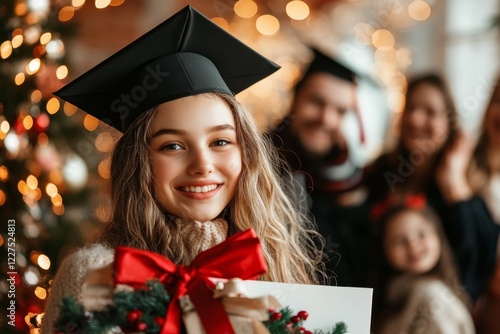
[468,76,500,334]
[371,197,475,334]
[270,47,373,287]
[364,73,499,303]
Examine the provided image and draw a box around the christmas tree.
[0,1,121,333]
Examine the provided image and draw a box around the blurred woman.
[468,77,500,333]
[365,73,499,302]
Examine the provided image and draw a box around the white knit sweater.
[41,243,115,334]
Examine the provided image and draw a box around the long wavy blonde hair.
[99,92,324,284]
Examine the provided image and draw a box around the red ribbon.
[113,229,267,334]
[370,193,427,222]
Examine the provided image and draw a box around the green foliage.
[55,280,170,334]
[55,280,348,334]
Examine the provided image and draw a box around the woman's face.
[149,94,242,222]
[401,83,450,155]
[486,84,500,145]
[384,210,441,274]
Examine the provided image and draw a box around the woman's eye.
[160,143,183,150]
[212,139,231,147]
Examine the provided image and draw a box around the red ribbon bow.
[370,193,427,221]
[114,229,267,334]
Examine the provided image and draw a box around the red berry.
[290,315,301,323]
[270,312,282,321]
[155,316,164,326]
[268,308,275,314]
[127,310,142,323]
[297,310,309,321]
[137,321,148,331]
[304,331,313,334]
[297,327,306,333]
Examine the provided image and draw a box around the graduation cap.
[53,5,280,132]
[302,48,357,84]
[295,47,366,143]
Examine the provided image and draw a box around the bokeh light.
[408,0,431,21]
[95,0,112,9]
[1,41,13,59]
[372,29,395,50]
[47,98,61,114]
[58,6,75,22]
[256,15,280,36]
[56,65,68,79]
[211,17,229,30]
[286,1,310,21]
[84,114,99,131]
[234,0,258,19]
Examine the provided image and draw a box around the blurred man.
[271,48,371,287]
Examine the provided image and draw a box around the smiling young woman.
[41,6,326,333]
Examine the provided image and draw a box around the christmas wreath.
[53,229,347,334]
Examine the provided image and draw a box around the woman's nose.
[187,148,214,176]
[405,108,426,127]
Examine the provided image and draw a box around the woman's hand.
[435,131,474,203]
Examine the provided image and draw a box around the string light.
[211,17,229,30]
[31,90,42,103]
[40,32,52,45]
[56,65,68,79]
[1,41,13,59]
[18,180,29,195]
[110,0,125,6]
[63,102,78,116]
[23,115,34,130]
[58,6,75,22]
[34,286,47,299]
[286,1,310,21]
[95,132,114,152]
[45,183,58,197]
[234,0,258,19]
[46,98,61,114]
[37,133,49,146]
[27,175,38,190]
[51,193,63,206]
[408,0,431,21]
[0,120,10,134]
[72,0,86,8]
[12,35,23,48]
[98,159,111,179]
[15,73,25,85]
[45,38,65,59]
[0,166,8,181]
[83,114,99,131]
[37,254,51,270]
[387,90,405,113]
[27,58,41,75]
[0,191,5,206]
[53,204,65,215]
[95,0,112,9]
[372,29,395,50]
[256,14,280,35]
[15,3,28,16]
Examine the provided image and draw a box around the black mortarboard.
[53,5,279,132]
[302,48,357,84]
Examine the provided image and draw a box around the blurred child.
[372,195,475,333]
